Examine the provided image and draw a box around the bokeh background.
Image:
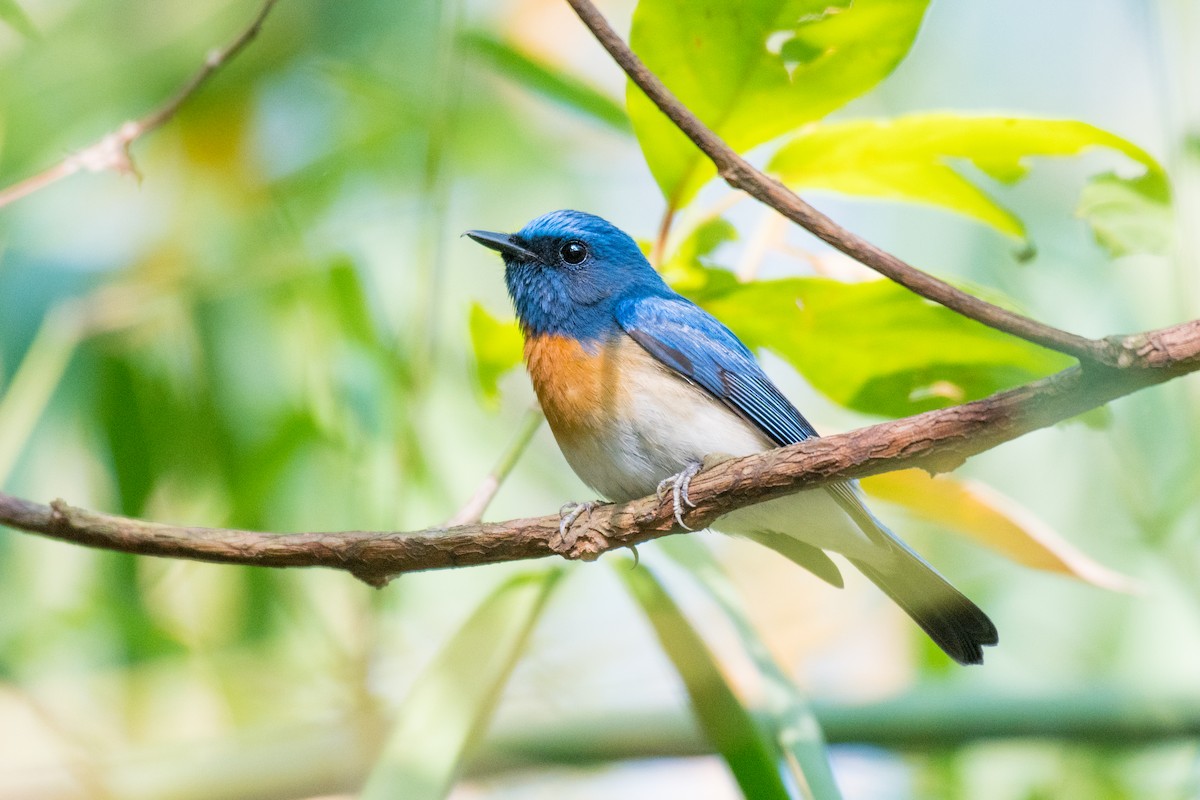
[0,0,1198,798]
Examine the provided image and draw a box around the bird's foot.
[656,460,703,530]
[552,501,607,561]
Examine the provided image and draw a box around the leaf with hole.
[628,0,929,209]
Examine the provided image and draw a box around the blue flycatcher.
[468,210,997,665]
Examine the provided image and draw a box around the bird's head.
[466,210,665,342]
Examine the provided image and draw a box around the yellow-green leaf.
[861,469,1136,592]
[629,0,929,209]
[468,303,523,405]
[659,216,739,292]
[698,275,1071,417]
[768,115,1165,243]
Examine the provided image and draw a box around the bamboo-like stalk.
[5,692,1196,800]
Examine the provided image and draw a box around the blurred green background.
[1,0,1198,798]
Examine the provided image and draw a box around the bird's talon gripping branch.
[553,501,608,559]
[657,460,703,530]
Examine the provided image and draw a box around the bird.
[466,209,998,665]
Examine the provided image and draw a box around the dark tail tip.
[852,557,998,666]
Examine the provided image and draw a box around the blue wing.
[615,293,818,446]
[617,291,882,541]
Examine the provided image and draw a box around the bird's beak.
[464,230,542,263]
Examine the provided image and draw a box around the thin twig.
[0,0,281,209]
[562,0,1115,365]
[444,406,544,526]
[650,206,675,267]
[2,315,1197,586]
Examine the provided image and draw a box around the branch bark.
[0,0,280,209]
[561,0,1136,366]
[2,317,1197,586]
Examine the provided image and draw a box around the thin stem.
[445,407,545,526]
[650,206,675,267]
[0,308,85,486]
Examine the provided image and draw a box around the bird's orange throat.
[522,333,623,446]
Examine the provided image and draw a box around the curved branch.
[3,318,1197,586]
[0,0,280,209]
[561,0,1127,365]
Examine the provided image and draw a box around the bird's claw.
[657,461,702,530]
[553,501,607,560]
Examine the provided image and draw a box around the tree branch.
[561,0,1128,366]
[0,0,280,209]
[2,317,1197,586]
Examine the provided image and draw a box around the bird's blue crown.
[502,210,669,342]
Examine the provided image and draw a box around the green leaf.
[660,216,739,292]
[698,275,1071,417]
[461,31,630,132]
[660,539,843,800]
[468,304,524,405]
[327,257,378,346]
[768,115,1166,243]
[0,0,37,40]
[628,0,929,209]
[360,570,562,800]
[1077,170,1173,258]
[621,563,795,800]
[98,552,187,665]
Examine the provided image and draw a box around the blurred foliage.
[1077,171,1175,258]
[0,0,36,41]
[0,0,1197,799]
[622,561,805,800]
[361,570,562,800]
[859,470,1135,592]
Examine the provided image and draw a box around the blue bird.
[466,210,998,665]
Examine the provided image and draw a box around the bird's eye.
[559,240,588,265]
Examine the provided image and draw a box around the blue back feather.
[616,294,820,445]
